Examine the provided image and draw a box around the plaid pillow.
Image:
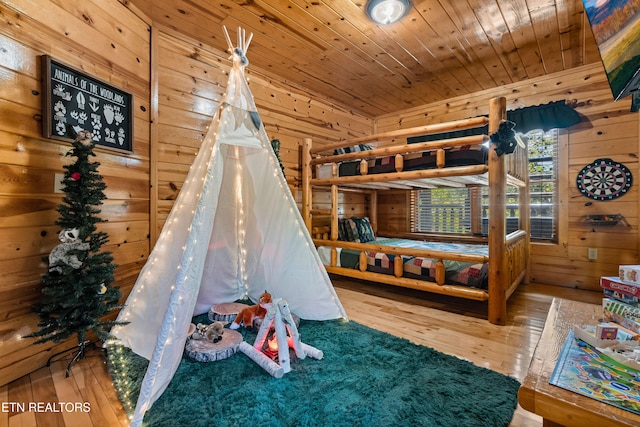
[352,217,375,242]
[334,144,373,155]
[337,219,348,241]
[342,218,360,242]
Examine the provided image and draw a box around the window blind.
[411,187,472,234]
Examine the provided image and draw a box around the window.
[411,128,558,241]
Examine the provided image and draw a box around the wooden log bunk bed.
[301,97,529,325]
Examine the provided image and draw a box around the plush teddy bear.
[190,321,225,343]
[205,321,224,343]
[48,228,90,273]
[230,291,272,329]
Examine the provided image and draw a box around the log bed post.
[330,163,339,242]
[519,146,531,285]
[488,96,507,325]
[370,190,378,235]
[302,138,312,234]
[331,183,339,241]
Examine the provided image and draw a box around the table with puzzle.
[518,298,640,427]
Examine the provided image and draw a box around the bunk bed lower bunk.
[317,237,490,290]
[301,97,529,325]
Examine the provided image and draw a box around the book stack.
[600,265,640,337]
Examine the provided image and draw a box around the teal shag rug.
[107,318,520,427]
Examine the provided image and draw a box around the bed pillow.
[337,217,375,242]
[337,219,348,241]
[341,218,360,242]
[334,144,373,155]
[351,217,375,243]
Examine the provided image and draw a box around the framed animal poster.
[41,55,133,153]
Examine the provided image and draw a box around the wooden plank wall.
[152,27,372,240]
[376,190,410,234]
[375,62,639,291]
[0,0,152,386]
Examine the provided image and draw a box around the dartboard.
[576,158,632,201]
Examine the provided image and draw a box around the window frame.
[530,130,568,256]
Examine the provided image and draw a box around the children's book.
[550,330,640,415]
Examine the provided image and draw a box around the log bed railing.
[302,97,529,325]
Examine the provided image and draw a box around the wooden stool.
[185,329,242,362]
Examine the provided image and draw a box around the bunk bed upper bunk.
[301,96,530,325]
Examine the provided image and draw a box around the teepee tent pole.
[223,25,253,55]
[222,25,234,53]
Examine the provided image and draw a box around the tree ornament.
[48,228,89,273]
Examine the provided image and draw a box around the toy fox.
[230,291,272,329]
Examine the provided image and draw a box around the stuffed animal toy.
[490,120,523,156]
[75,129,94,146]
[205,321,224,343]
[190,323,208,340]
[190,321,225,343]
[230,291,272,329]
[48,228,90,273]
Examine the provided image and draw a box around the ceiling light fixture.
[365,0,411,25]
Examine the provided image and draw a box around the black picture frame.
[41,55,133,153]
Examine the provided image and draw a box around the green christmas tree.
[271,138,285,176]
[28,130,125,347]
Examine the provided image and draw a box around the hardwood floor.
[0,279,602,427]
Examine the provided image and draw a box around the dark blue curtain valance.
[508,100,581,133]
[408,100,581,143]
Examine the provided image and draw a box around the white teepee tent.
[109,27,346,427]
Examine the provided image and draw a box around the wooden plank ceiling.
[132,0,602,117]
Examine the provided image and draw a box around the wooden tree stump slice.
[185,329,243,362]
[208,302,250,323]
